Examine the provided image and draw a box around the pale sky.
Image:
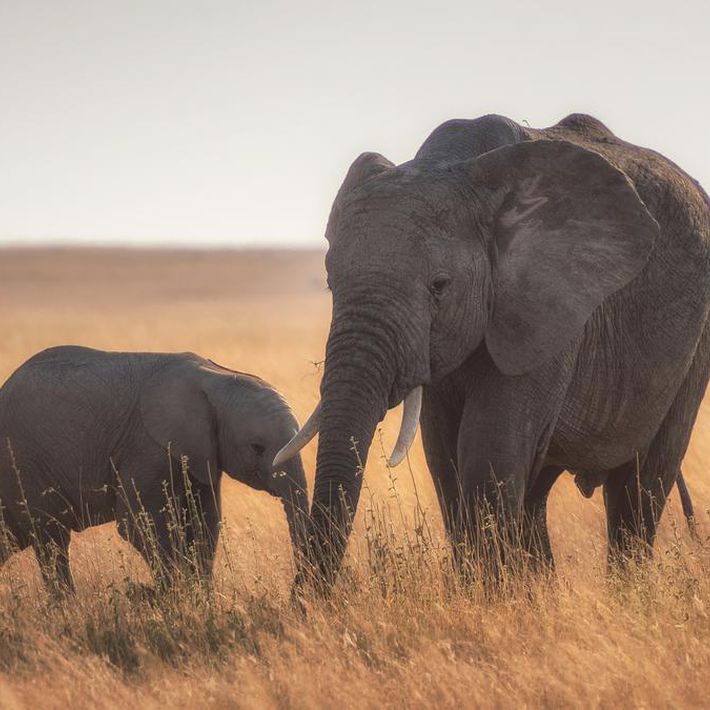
[1,0,708,246]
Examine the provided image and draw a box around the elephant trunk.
[303,302,410,588]
[272,454,311,572]
[307,369,389,588]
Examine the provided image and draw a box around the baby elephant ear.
[471,139,659,376]
[140,364,219,486]
[326,151,395,242]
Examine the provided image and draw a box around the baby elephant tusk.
[273,402,321,467]
[388,386,423,467]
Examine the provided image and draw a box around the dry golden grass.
[0,247,709,709]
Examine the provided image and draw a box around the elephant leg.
[182,479,221,579]
[32,523,74,595]
[420,380,466,570]
[117,506,177,588]
[521,466,564,572]
[604,333,710,563]
[115,470,181,588]
[456,423,529,581]
[604,454,670,564]
[455,350,571,581]
[116,467,220,586]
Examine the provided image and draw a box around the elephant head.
[141,358,310,564]
[276,139,659,586]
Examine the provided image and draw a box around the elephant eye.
[430,275,451,298]
[251,443,265,456]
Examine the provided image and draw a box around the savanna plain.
[0,248,709,709]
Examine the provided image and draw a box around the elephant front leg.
[455,353,568,584]
[455,404,532,584]
[521,466,564,573]
[116,506,175,590]
[182,479,221,580]
[115,471,183,589]
[455,450,528,584]
[116,473,221,588]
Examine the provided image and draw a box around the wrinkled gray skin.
[304,113,710,585]
[0,346,309,593]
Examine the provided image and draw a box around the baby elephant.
[0,346,309,593]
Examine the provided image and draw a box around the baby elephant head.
[140,356,310,564]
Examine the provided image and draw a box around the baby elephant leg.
[115,473,221,588]
[32,523,74,595]
[116,498,176,589]
[183,480,221,579]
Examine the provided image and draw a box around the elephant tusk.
[388,386,423,467]
[273,402,321,467]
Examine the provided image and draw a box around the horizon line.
[0,240,326,251]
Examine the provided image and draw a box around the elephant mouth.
[428,354,449,382]
[387,381,418,410]
[387,356,431,410]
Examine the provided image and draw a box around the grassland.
[0,247,709,709]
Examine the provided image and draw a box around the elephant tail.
[676,471,698,538]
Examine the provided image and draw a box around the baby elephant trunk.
[270,454,310,567]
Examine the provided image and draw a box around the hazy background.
[1,0,708,246]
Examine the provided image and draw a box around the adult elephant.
[276,113,710,585]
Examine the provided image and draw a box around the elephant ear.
[325,151,395,242]
[140,362,219,486]
[470,139,659,376]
